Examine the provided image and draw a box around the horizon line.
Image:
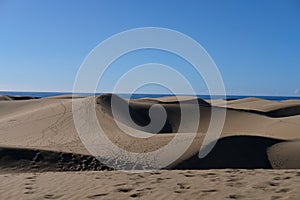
[0,90,300,98]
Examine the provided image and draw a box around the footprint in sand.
[43,194,64,199]
[23,175,36,195]
[87,193,109,199]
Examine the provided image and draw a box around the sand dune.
[0,93,299,170]
[210,97,300,117]
[97,93,208,133]
[44,94,84,99]
[0,95,38,101]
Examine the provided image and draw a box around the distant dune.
[0,95,39,101]
[210,97,300,117]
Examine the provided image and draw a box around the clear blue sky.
[0,0,299,96]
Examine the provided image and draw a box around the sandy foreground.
[0,94,300,199]
[1,170,300,200]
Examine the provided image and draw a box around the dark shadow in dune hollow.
[0,147,112,172]
[0,136,286,171]
[0,95,39,101]
[173,136,284,169]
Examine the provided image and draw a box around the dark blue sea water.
[1,91,300,101]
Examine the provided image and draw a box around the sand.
[0,93,300,199]
[1,170,300,199]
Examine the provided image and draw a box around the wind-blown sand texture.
[0,94,300,199]
[1,170,300,200]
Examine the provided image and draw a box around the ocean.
[1,91,300,101]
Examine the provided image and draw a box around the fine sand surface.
[1,94,300,199]
[1,170,300,200]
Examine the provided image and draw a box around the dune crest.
[0,95,38,101]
